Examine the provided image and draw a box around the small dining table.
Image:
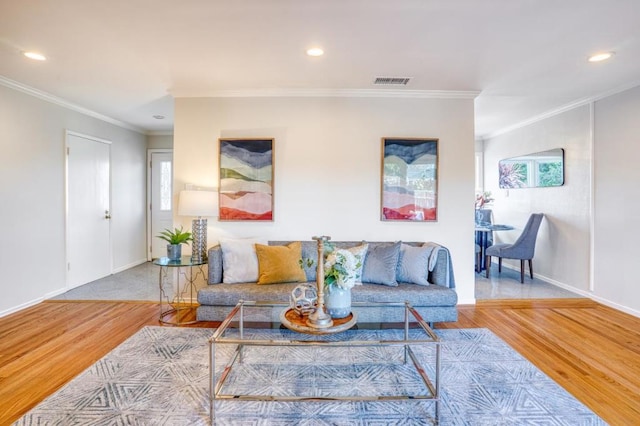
[475,222,514,271]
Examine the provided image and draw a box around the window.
[160,161,172,211]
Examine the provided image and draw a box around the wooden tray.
[280,308,357,335]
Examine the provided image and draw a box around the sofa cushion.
[396,243,432,286]
[197,281,457,308]
[219,237,265,283]
[255,242,307,285]
[361,242,401,286]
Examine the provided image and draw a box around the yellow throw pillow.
[255,242,308,285]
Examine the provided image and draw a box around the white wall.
[147,134,173,149]
[0,84,148,316]
[593,86,640,315]
[483,106,592,292]
[173,96,477,303]
[483,85,640,317]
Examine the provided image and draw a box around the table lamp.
[178,189,218,263]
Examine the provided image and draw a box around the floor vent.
[373,77,411,85]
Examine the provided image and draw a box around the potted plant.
[157,226,192,260]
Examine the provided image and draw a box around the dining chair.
[485,213,544,283]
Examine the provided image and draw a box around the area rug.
[15,326,605,425]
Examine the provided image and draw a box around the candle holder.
[306,235,334,328]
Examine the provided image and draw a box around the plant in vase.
[475,191,494,209]
[157,226,193,260]
[323,247,361,319]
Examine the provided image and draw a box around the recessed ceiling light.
[152,115,165,120]
[588,51,614,62]
[306,47,324,57]
[23,51,47,61]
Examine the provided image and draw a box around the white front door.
[149,151,173,260]
[66,131,112,289]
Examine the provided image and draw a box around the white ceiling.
[1,0,639,138]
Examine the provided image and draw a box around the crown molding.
[171,87,480,99]
[482,80,640,140]
[0,75,145,134]
[146,130,174,136]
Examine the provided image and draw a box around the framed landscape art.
[218,138,274,221]
[381,137,438,222]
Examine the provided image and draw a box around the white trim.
[113,258,148,274]
[589,102,596,293]
[498,264,640,319]
[66,130,112,145]
[147,130,174,136]
[171,87,480,99]
[147,148,173,261]
[0,75,145,134]
[482,80,640,140]
[457,297,477,305]
[475,151,484,193]
[0,297,45,318]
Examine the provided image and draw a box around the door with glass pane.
[149,151,173,260]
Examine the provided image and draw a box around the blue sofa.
[196,241,457,324]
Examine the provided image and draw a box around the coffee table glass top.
[211,300,439,341]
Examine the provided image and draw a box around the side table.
[153,256,206,326]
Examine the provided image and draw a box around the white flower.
[324,249,359,290]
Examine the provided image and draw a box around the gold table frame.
[153,256,206,326]
[208,300,441,424]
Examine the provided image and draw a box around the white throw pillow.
[219,238,266,283]
[346,243,368,284]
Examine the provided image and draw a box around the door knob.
[105,210,111,219]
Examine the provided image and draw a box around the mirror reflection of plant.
[499,162,527,189]
[538,162,563,187]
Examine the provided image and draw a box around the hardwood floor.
[1,299,639,424]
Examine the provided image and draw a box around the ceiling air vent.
[373,77,411,86]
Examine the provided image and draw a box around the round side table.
[153,256,206,325]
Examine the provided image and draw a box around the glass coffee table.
[209,300,441,424]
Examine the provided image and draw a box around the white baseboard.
[0,297,45,318]
[457,297,477,305]
[113,258,148,274]
[500,263,640,319]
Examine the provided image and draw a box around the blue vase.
[167,244,181,261]
[324,286,351,319]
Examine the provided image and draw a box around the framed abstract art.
[381,137,438,222]
[218,138,274,221]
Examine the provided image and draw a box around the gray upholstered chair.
[485,213,544,283]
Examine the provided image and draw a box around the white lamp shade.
[178,190,218,217]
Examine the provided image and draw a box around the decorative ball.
[290,284,317,316]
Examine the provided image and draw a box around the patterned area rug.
[15,326,604,425]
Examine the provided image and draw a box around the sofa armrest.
[428,247,455,289]
[207,245,223,284]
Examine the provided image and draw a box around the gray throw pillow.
[396,243,432,285]
[361,242,401,286]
